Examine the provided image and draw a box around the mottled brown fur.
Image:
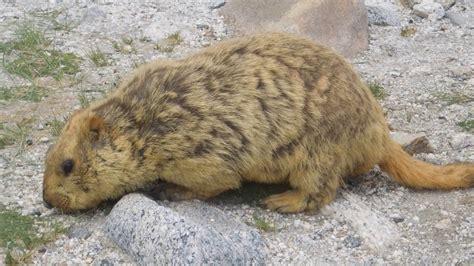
[43,33,474,213]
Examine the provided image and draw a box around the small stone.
[343,235,362,248]
[434,218,451,230]
[390,132,433,155]
[392,216,405,223]
[450,133,473,150]
[122,45,133,53]
[39,137,49,143]
[413,1,445,20]
[208,0,226,9]
[38,248,46,253]
[389,71,401,77]
[196,23,210,30]
[26,139,33,146]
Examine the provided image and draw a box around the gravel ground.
[0,0,472,264]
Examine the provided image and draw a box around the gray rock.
[450,133,474,150]
[104,194,266,265]
[413,1,445,20]
[343,235,362,248]
[367,6,401,26]
[446,10,474,28]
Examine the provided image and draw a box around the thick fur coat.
[43,33,473,213]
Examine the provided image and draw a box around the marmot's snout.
[42,190,53,209]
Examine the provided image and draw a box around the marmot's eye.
[61,159,74,176]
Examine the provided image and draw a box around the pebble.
[390,71,401,77]
[392,216,405,223]
[39,137,50,143]
[208,0,226,9]
[343,235,362,248]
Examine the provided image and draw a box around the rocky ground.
[0,0,472,265]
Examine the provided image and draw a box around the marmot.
[43,32,473,213]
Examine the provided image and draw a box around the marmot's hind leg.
[263,171,340,213]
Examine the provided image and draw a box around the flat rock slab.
[220,0,368,58]
[323,190,401,252]
[104,193,266,265]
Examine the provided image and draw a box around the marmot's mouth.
[43,192,73,212]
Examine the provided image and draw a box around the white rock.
[39,137,50,143]
[413,1,445,20]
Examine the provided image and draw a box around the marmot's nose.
[42,192,53,209]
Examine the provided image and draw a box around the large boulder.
[220,0,368,58]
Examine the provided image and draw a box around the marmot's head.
[42,110,124,212]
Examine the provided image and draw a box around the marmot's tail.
[379,139,474,189]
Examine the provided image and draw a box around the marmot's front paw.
[263,190,310,213]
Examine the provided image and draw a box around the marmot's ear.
[88,113,104,140]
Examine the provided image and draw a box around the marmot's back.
[92,33,385,173]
